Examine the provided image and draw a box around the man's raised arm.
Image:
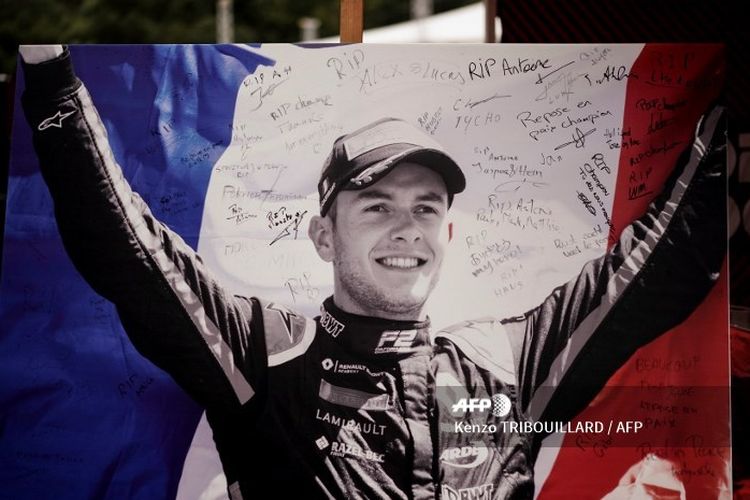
[20,46,264,411]
[505,105,726,429]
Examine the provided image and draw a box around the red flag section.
[539,44,728,499]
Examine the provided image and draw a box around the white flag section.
[199,44,642,319]
[179,44,644,500]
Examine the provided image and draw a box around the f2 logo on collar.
[375,330,417,353]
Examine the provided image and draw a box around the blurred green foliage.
[0,0,475,74]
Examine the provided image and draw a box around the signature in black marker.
[536,60,576,85]
[268,207,308,245]
[249,78,289,111]
[226,204,256,225]
[555,127,596,151]
[494,178,549,194]
[469,93,512,109]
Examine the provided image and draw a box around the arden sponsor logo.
[320,308,345,337]
[442,483,494,500]
[374,330,418,353]
[315,409,387,436]
[330,441,384,463]
[439,446,490,469]
[452,394,512,418]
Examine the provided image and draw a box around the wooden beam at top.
[485,0,497,43]
[340,0,364,43]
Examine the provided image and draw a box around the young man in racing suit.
[19,46,725,499]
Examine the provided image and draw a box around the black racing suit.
[21,50,726,500]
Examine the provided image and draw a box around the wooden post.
[340,0,364,43]
[484,0,496,43]
[216,0,234,43]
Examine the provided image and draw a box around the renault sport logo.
[452,394,512,418]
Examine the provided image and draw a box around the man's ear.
[308,215,335,262]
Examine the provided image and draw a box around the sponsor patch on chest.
[315,409,387,436]
[441,483,494,500]
[440,445,490,469]
[318,379,390,410]
[330,441,384,463]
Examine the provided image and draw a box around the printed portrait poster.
[0,44,729,499]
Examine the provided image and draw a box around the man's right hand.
[19,45,64,64]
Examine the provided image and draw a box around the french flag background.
[0,44,727,499]
[1,45,272,499]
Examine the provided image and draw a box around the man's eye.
[416,205,439,215]
[365,204,387,213]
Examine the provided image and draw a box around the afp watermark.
[453,418,644,435]
[452,394,512,418]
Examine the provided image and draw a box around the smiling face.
[308,162,451,320]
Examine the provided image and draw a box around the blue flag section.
[0,45,273,500]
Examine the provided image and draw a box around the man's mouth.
[376,257,427,269]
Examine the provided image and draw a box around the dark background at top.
[0,0,473,75]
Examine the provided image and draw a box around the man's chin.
[375,292,428,316]
[375,276,438,314]
[379,270,435,292]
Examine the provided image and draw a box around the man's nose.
[390,212,422,243]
